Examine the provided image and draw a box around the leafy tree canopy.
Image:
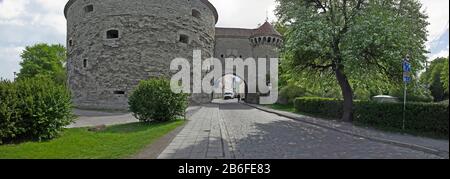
[17,43,67,85]
[276,0,429,121]
[420,57,449,101]
[442,59,449,94]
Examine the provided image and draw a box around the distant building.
[65,0,282,109]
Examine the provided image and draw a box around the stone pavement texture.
[68,106,201,128]
[158,99,447,159]
[246,103,449,157]
[67,109,137,128]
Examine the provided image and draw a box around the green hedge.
[0,78,74,144]
[129,78,188,122]
[293,97,343,119]
[294,97,449,138]
[279,85,307,105]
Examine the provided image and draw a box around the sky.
[0,0,448,80]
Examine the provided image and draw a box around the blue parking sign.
[402,58,411,83]
[403,76,411,83]
[403,61,411,72]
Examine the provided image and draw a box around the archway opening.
[212,74,247,103]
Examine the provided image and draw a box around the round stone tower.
[65,0,218,109]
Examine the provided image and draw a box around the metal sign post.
[403,81,407,130]
[402,56,411,130]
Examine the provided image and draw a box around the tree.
[421,57,449,101]
[276,0,428,121]
[442,58,449,94]
[17,44,67,85]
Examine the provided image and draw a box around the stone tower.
[65,0,218,109]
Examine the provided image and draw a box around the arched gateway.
[65,0,282,110]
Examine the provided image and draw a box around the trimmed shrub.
[354,101,449,136]
[0,78,74,144]
[129,78,188,122]
[294,97,449,138]
[278,85,307,105]
[293,97,343,119]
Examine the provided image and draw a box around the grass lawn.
[0,120,185,159]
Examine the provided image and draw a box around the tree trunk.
[334,66,354,122]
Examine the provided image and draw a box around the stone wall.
[66,0,217,109]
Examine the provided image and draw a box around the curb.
[243,103,449,158]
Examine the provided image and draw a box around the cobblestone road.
[158,100,443,159]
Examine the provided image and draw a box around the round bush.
[129,78,188,122]
[0,78,74,143]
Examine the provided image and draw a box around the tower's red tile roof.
[251,21,282,37]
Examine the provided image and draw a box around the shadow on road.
[212,99,253,110]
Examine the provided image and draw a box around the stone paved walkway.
[68,106,201,128]
[158,99,447,159]
[67,109,137,128]
[158,104,233,159]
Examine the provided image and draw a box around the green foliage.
[0,80,22,143]
[0,78,74,144]
[389,83,433,102]
[273,21,288,37]
[17,43,67,85]
[420,57,449,101]
[294,97,449,138]
[276,0,429,119]
[279,84,307,104]
[354,101,448,137]
[293,97,343,119]
[442,59,449,93]
[129,78,188,122]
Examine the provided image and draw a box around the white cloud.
[420,0,449,61]
[30,12,66,34]
[35,0,67,12]
[429,45,449,60]
[0,0,28,19]
[210,0,277,28]
[0,0,68,80]
[0,0,448,80]
[0,46,24,80]
[420,0,449,46]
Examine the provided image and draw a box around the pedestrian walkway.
[68,106,201,128]
[158,104,234,159]
[67,109,137,128]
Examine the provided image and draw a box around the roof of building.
[216,21,282,38]
[251,21,282,37]
[64,0,219,24]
